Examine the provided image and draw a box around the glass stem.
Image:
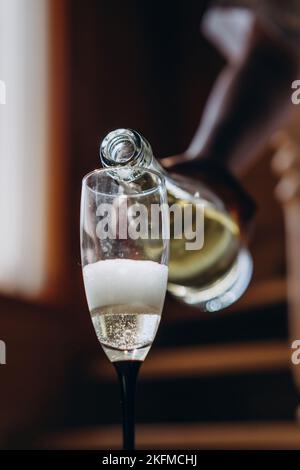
[114,360,141,450]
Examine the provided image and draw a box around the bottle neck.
[100,129,154,169]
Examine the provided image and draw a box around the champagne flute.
[80,167,169,450]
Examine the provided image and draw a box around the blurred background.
[1,0,300,449]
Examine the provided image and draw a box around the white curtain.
[0,0,48,296]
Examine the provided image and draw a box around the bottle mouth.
[100,128,146,167]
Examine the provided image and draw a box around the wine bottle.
[100,128,253,311]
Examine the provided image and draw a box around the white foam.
[83,259,168,312]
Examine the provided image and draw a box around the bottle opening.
[100,129,143,167]
[108,135,136,164]
[100,128,154,172]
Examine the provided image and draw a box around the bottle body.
[157,171,252,311]
[100,129,252,311]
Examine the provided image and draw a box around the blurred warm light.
[0,0,49,296]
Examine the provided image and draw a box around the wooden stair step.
[37,421,300,449]
[89,340,290,381]
[165,278,287,323]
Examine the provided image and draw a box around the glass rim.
[82,166,166,198]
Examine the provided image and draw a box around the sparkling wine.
[168,198,240,287]
[144,186,249,310]
[83,259,168,361]
[91,305,161,362]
